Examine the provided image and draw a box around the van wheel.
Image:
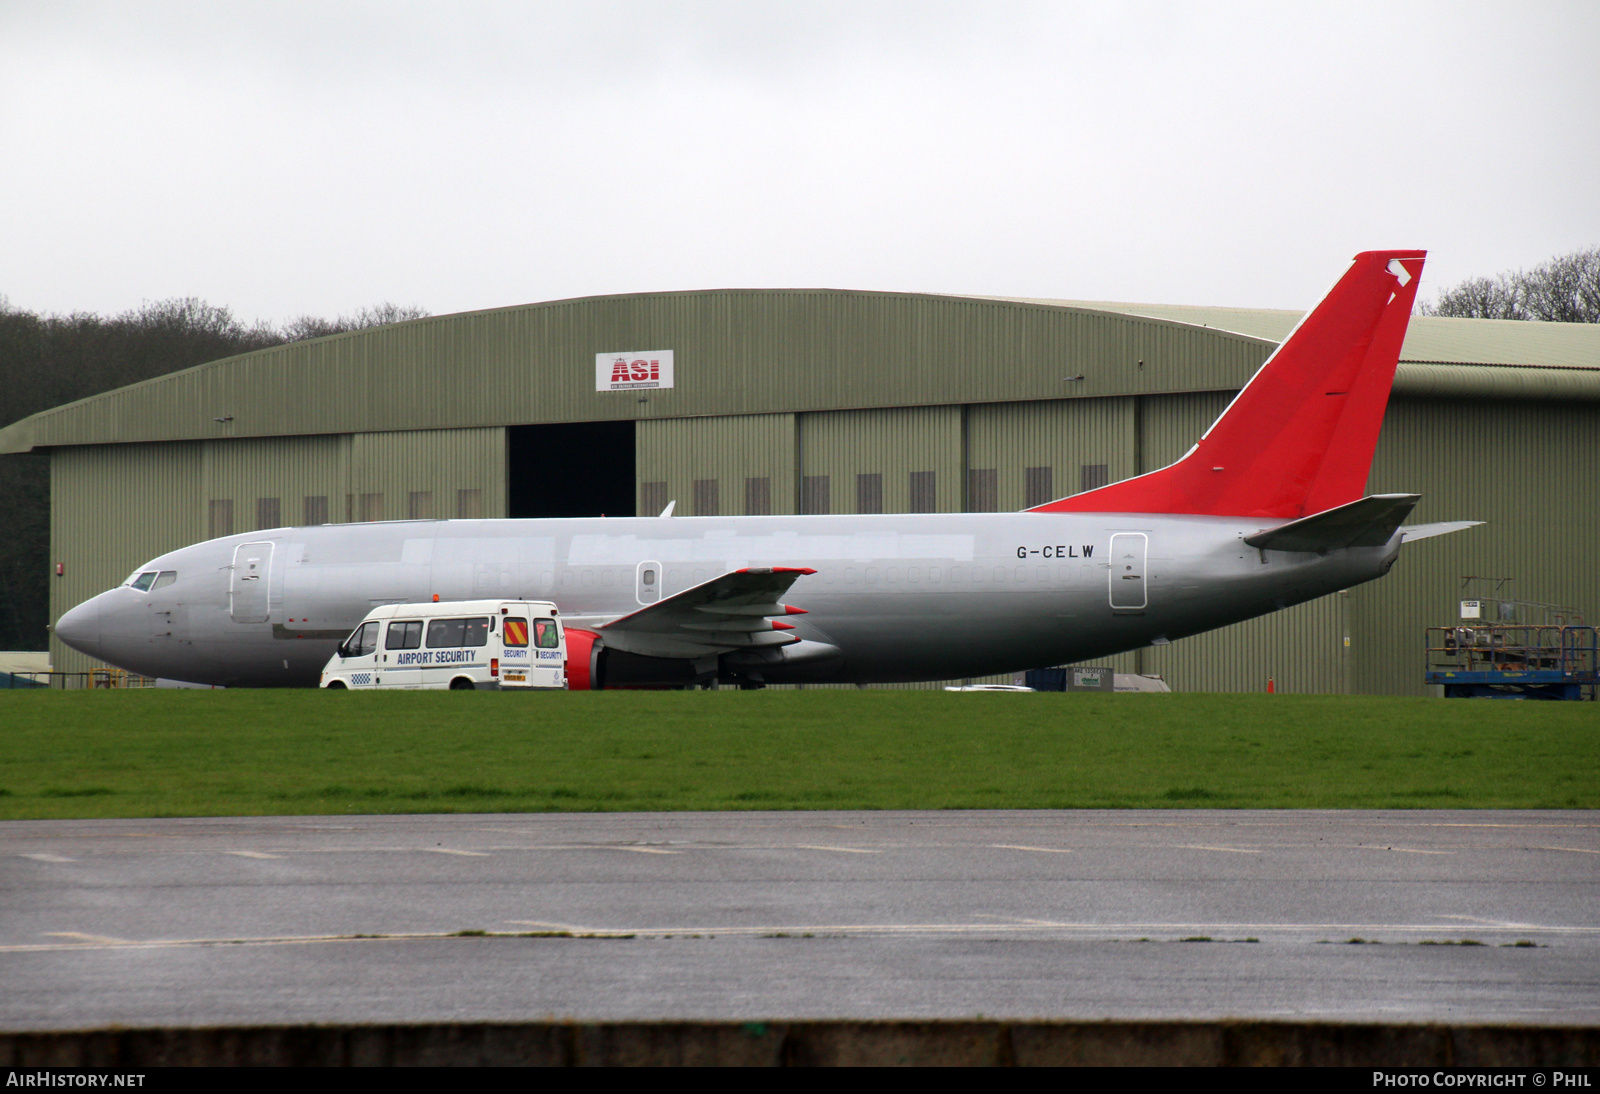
[325,681,347,690]
[449,678,474,690]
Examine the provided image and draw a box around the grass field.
[0,689,1594,819]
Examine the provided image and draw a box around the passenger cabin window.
[342,622,380,658]
[386,621,423,650]
[535,619,560,649]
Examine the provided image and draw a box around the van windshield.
[341,621,379,658]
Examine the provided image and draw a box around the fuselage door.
[636,560,662,605]
[230,542,274,623]
[1108,533,1148,611]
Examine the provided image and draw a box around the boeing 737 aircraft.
[55,250,1474,689]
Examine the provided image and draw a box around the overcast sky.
[3,1,1596,324]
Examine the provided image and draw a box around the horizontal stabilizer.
[1400,520,1483,542]
[599,566,816,658]
[1244,494,1419,552]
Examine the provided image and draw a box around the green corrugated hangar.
[4,289,1598,693]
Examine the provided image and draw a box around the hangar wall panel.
[1137,391,1233,471]
[636,415,796,516]
[50,443,203,674]
[194,428,506,531]
[202,435,344,531]
[797,407,963,514]
[346,427,506,522]
[1352,396,1600,696]
[966,398,1138,511]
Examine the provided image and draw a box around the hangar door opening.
[507,421,636,518]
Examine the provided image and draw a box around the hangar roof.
[3,289,1598,455]
[988,299,1600,370]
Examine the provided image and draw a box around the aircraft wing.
[1244,494,1420,552]
[596,566,816,658]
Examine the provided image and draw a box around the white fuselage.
[56,511,1402,687]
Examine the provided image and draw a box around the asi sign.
[596,350,674,392]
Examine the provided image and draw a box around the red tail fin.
[1031,249,1426,519]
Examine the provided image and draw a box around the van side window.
[535,619,560,649]
[426,618,465,648]
[503,618,528,647]
[424,617,491,648]
[386,621,422,650]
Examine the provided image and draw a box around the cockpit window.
[131,572,158,592]
[151,572,177,590]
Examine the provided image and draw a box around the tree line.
[1420,247,1600,323]
[0,298,426,652]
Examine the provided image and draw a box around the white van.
[321,600,566,690]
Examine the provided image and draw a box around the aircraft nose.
[55,595,106,660]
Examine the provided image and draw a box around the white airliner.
[55,250,1475,689]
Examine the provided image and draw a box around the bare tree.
[1520,249,1600,323]
[281,302,430,342]
[1422,247,1600,322]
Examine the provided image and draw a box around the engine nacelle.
[562,628,703,690]
[564,628,600,690]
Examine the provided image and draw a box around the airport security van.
[321,600,566,690]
